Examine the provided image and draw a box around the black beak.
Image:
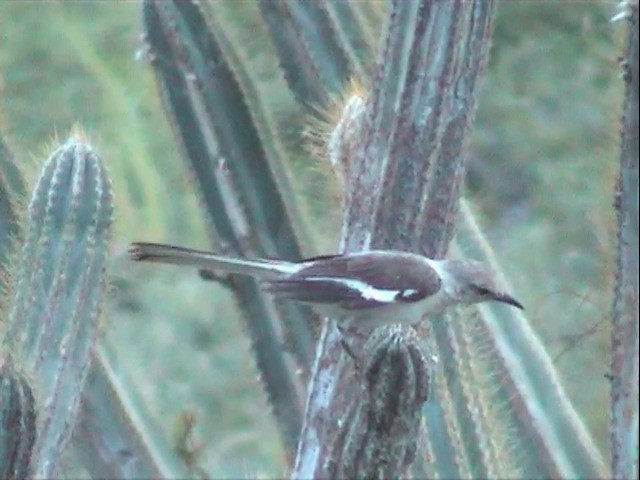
[492,292,524,310]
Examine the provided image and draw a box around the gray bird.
[129,242,523,329]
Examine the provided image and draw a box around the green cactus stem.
[0,132,25,266]
[142,0,318,456]
[73,345,190,479]
[0,355,36,480]
[2,135,113,478]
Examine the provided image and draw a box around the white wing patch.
[398,289,420,299]
[335,279,401,303]
[361,285,400,303]
[312,277,400,304]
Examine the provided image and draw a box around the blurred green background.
[0,1,622,477]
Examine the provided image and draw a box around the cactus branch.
[73,346,190,478]
[452,200,608,478]
[2,136,113,478]
[142,0,317,457]
[611,3,639,479]
[293,2,496,476]
[0,355,36,480]
[258,0,352,104]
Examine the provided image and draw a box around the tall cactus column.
[1,134,113,478]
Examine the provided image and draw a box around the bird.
[128,242,523,329]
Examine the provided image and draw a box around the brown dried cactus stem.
[0,356,36,480]
[293,2,496,478]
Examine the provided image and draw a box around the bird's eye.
[474,286,491,296]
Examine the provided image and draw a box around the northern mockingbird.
[129,242,523,328]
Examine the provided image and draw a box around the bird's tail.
[128,242,297,279]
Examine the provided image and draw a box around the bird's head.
[445,259,523,310]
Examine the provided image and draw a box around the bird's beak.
[492,292,524,310]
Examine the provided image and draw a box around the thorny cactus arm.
[0,133,182,479]
[0,132,24,266]
[0,133,26,198]
[611,3,639,479]
[257,0,352,105]
[0,170,18,267]
[73,346,190,479]
[0,356,36,480]
[323,326,432,479]
[320,0,372,80]
[1,136,113,478]
[142,0,315,458]
[448,201,607,478]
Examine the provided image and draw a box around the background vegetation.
[0,1,623,476]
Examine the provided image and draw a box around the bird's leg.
[340,338,359,365]
[197,268,234,289]
[337,322,363,369]
[337,321,367,340]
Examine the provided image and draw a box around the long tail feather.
[128,242,296,279]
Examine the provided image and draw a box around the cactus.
[293,2,508,477]
[323,326,432,479]
[73,345,190,479]
[0,168,18,267]
[1,135,113,477]
[255,0,607,477]
[0,1,627,478]
[0,355,36,480]
[0,130,176,479]
[128,0,613,477]
[257,0,351,105]
[0,132,24,266]
[444,201,606,478]
[0,133,26,199]
[141,0,317,456]
[610,3,639,479]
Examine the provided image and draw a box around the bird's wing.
[266,252,442,310]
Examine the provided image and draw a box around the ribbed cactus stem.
[0,355,36,480]
[359,326,430,478]
[295,2,497,477]
[302,326,432,479]
[74,346,190,479]
[611,3,639,479]
[143,0,315,456]
[2,135,113,478]
[0,133,26,199]
[0,132,25,266]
